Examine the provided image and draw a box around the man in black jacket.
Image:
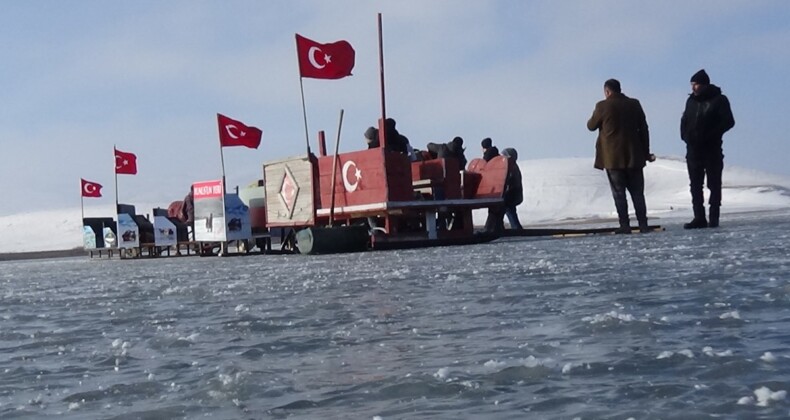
[680,69,735,229]
[481,137,499,162]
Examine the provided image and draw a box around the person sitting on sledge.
[383,118,410,154]
[364,126,380,149]
[426,136,468,170]
[481,137,499,162]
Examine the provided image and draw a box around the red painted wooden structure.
[263,134,510,250]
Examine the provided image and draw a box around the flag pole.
[299,76,311,155]
[80,179,85,223]
[113,146,119,211]
[296,35,312,155]
[216,126,228,255]
[219,139,227,193]
[329,109,344,227]
[377,13,387,125]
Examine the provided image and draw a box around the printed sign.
[116,213,139,249]
[193,180,225,242]
[83,226,96,249]
[153,215,178,247]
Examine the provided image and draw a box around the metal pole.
[113,146,119,211]
[220,141,227,193]
[329,109,345,226]
[80,179,85,223]
[299,77,312,155]
[378,13,387,123]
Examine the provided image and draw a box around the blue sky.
[1,1,789,215]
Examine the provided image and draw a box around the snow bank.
[1,157,789,253]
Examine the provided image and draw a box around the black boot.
[683,217,708,229]
[684,218,708,229]
[684,204,708,229]
[638,219,650,233]
[614,221,632,234]
[709,206,720,228]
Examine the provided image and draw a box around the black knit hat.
[481,137,492,148]
[690,69,710,85]
[364,126,378,141]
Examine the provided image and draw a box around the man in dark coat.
[680,69,735,229]
[587,79,654,234]
[481,137,499,162]
[383,118,409,154]
[501,148,523,230]
[182,187,195,240]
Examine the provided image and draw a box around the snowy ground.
[1,156,789,253]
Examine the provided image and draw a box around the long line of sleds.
[82,131,662,259]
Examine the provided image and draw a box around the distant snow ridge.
[500,156,790,225]
[2,157,790,253]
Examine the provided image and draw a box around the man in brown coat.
[587,79,655,233]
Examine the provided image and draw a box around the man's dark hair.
[604,79,621,93]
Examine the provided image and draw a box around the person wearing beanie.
[501,148,523,230]
[690,69,710,85]
[481,137,499,162]
[587,78,655,234]
[364,126,380,149]
[382,118,410,155]
[680,69,735,229]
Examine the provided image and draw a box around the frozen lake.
[1,211,789,419]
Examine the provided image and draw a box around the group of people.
[364,70,736,237]
[363,119,524,232]
[481,138,523,232]
[587,69,735,233]
[364,118,468,168]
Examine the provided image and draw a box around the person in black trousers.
[680,69,735,229]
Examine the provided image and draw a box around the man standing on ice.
[587,79,654,234]
[680,69,735,229]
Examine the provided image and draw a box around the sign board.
[192,180,252,242]
[117,213,139,249]
[103,227,117,248]
[223,193,252,241]
[193,180,225,242]
[83,226,96,249]
[153,215,178,247]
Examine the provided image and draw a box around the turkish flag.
[114,148,138,175]
[217,114,262,149]
[296,34,355,79]
[81,178,103,198]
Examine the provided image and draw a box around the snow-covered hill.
[1,157,789,253]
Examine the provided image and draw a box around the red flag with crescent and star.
[217,114,262,149]
[81,178,103,198]
[296,34,355,79]
[114,148,138,175]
